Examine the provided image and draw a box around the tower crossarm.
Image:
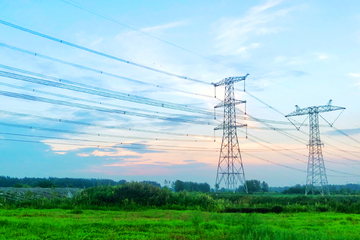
[214,100,246,109]
[212,74,249,87]
[214,122,247,131]
[285,101,345,117]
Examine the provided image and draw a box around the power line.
[0,121,215,143]
[58,0,228,69]
[236,105,358,164]
[0,75,296,132]
[0,19,210,85]
[238,128,360,176]
[246,90,360,148]
[0,137,218,153]
[0,131,220,152]
[233,97,360,169]
[0,109,218,139]
[243,152,306,173]
[0,89,215,125]
[0,120,313,153]
[0,81,206,120]
[245,147,360,177]
[236,109,329,127]
[61,0,327,100]
[1,61,305,125]
[235,107,309,145]
[330,125,360,145]
[3,44,338,128]
[248,124,360,166]
[322,148,360,164]
[0,43,213,98]
[0,131,304,153]
[2,134,353,178]
[0,67,212,116]
[244,91,360,160]
[243,128,360,167]
[0,87,294,131]
[0,61,317,126]
[0,17,358,180]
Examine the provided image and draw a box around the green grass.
[0,209,359,239]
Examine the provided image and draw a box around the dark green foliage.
[246,179,262,193]
[261,181,269,192]
[69,209,83,214]
[225,207,271,213]
[37,180,54,188]
[244,180,269,193]
[73,182,215,211]
[2,181,360,215]
[76,182,171,207]
[173,180,210,193]
[140,180,161,188]
[283,184,306,194]
[316,206,329,212]
[271,205,284,213]
[173,180,185,192]
[0,176,127,188]
[224,206,283,214]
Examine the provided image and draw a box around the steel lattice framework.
[212,74,249,193]
[286,100,345,195]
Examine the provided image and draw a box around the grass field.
[0,209,359,239]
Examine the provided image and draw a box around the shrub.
[271,206,284,213]
[70,209,83,214]
[315,206,329,212]
[224,207,271,213]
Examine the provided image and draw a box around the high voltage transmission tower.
[286,100,345,196]
[213,74,249,193]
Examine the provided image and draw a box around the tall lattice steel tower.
[286,100,345,195]
[212,74,249,193]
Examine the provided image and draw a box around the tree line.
[0,176,125,188]
[172,180,210,193]
[1,175,358,195]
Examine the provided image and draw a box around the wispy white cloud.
[317,53,328,60]
[90,38,103,46]
[54,152,66,155]
[78,153,90,157]
[349,73,360,86]
[91,148,141,157]
[141,20,190,32]
[274,52,329,66]
[212,0,295,56]
[349,73,360,78]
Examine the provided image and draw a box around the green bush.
[271,205,284,213]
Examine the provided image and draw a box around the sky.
[0,0,359,187]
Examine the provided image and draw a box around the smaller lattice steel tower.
[286,100,345,196]
[212,74,249,193]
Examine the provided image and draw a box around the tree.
[173,180,185,192]
[283,184,305,194]
[246,179,261,193]
[261,181,269,192]
[164,179,171,188]
[37,179,54,188]
[215,183,219,192]
[199,183,210,193]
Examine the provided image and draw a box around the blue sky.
[0,0,359,187]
